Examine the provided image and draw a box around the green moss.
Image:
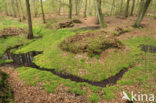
[102,86,116,100]
[88,93,100,102]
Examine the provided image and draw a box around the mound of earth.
[0,27,27,38]
[60,32,124,55]
[58,19,82,29]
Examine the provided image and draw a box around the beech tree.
[84,0,88,18]
[25,0,33,39]
[125,0,130,18]
[130,0,135,16]
[40,0,46,23]
[69,0,72,19]
[96,0,107,28]
[134,0,152,27]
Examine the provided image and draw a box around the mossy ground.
[0,17,156,102]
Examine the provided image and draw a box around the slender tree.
[11,0,17,17]
[138,0,145,16]
[120,0,123,15]
[15,0,21,21]
[40,0,46,23]
[84,0,88,18]
[25,0,33,39]
[19,0,26,19]
[89,0,93,15]
[110,0,115,16]
[69,0,72,19]
[4,0,9,16]
[134,0,152,27]
[96,0,107,28]
[32,0,38,17]
[130,0,135,16]
[125,0,130,18]
[75,0,79,15]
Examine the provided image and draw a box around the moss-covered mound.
[0,70,14,103]
[60,32,124,55]
[0,27,27,38]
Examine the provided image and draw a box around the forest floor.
[0,16,156,103]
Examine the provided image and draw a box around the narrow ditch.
[140,44,156,53]
[1,48,133,87]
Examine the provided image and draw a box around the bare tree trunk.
[84,0,88,18]
[40,0,46,23]
[138,0,145,16]
[134,0,152,27]
[125,0,130,18]
[96,0,107,28]
[25,0,33,39]
[15,0,22,21]
[32,0,38,17]
[4,0,9,16]
[58,2,61,15]
[75,0,79,15]
[89,0,93,15]
[110,0,115,16]
[19,0,26,19]
[69,0,72,19]
[11,0,17,17]
[130,0,135,16]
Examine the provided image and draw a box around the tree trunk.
[15,0,22,21]
[25,0,33,39]
[19,0,26,19]
[4,0,9,16]
[130,0,135,16]
[40,0,46,23]
[89,0,93,15]
[125,0,130,18]
[75,0,79,15]
[32,0,38,17]
[11,0,17,17]
[110,0,115,16]
[96,0,107,28]
[84,0,88,18]
[69,0,72,19]
[120,0,123,13]
[134,0,152,27]
[58,2,61,15]
[138,0,145,16]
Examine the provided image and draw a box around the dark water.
[2,46,132,87]
[140,44,156,53]
[73,26,101,32]
[2,51,42,67]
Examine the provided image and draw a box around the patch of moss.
[88,93,100,102]
[60,33,123,55]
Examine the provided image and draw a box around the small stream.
[2,44,155,87]
[1,46,133,87]
[140,44,156,53]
